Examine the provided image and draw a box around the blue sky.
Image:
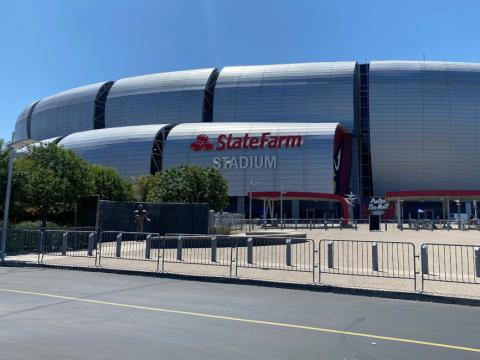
[1,0,480,140]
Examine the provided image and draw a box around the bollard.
[324,221,327,230]
[145,234,152,259]
[87,233,95,256]
[384,222,387,231]
[421,244,428,275]
[309,221,313,230]
[327,241,334,269]
[286,238,292,266]
[62,232,68,255]
[340,218,343,231]
[247,237,253,264]
[295,220,298,231]
[372,242,379,272]
[211,236,217,263]
[354,220,358,231]
[116,233,122,258]
[475,247,480,278]
[177,236,183,261]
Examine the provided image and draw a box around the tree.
[13,143,94,226]
[133,174,157,202]
[205,167,229,212]
[89,164,134,201]
[148,165,229,212]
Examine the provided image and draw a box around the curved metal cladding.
[105,68,217,128]
[163,122,351,197]
[369,61,480,195]
[30,82,108,141]
[212,62,356,128]
[14,100,39,142]
[58,124,170,179]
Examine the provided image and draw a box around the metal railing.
[98,231,160,264]
[5,229,42,262]
[161,235,236,274]
[318,239,416,288]
[234,237,315,281]
[3,228,480,296]
[41,230,97,260]
[420,243,480,290]
[402,219,480,231]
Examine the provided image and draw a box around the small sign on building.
[368,198,389,230]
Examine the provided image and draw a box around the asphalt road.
[0,266,479,360]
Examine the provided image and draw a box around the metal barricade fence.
[235,237,315,280]
[98,231,160,264]
[420,243,480,290]
[160,235,235,274]
[318,240,416,288]
[8,228,480,295]
[5,229,42,259]
[41,230,97,260]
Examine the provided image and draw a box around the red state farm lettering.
[215,132,302,151]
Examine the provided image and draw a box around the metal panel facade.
[31,82,107,141]
[105,68,216,128]
[14,101,38,142]
[369,61,480,195]
[213,62,356,129]
[59,125,169,179]
[163,122,345,197]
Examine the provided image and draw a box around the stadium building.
[13,61,480,221]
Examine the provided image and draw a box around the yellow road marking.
[1,287,479,353]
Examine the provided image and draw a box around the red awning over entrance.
[386,190,480,201]
[248,191,350,223]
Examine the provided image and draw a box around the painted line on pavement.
[0,287,479,354]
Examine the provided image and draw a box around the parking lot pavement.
[0,266,479,360]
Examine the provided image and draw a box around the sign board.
[190,133,303,152]
[190,133,302,170]
[368,198,389,215]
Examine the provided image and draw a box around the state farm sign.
[190,132,302,170]
[190,132,303,151]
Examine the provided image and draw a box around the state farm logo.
[190,132,303,151]
[191,134,214,151]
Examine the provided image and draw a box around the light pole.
[280,184,284,223]
[1,133,36,261]
[455,199,461,227]
[400,200,405,228]
[248,179,261,232]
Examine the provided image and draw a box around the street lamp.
[1,133,36,260]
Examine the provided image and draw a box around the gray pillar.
[237,196,244,215]
[292,200,299,219]
[442,199,446,220]
[447,198,451,220]
[466,202,472,218]
[395,199,401,227]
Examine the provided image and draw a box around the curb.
[2,260,480,307]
